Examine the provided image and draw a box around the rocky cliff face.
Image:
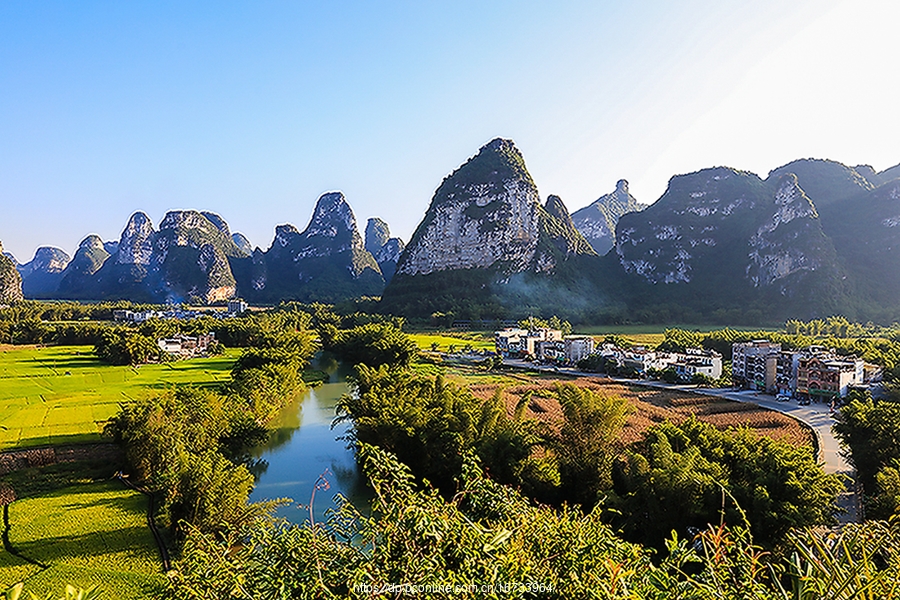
[64,211,244,303]
[241,192,384,302]
[153,210,242,303]
[0,241,24,304]
[819,178,900,310]
[538,195,596,264]
[231,232,253,256]
[616,167,765,285]
[116,212,155,267]
[612,165,844,316]
[396,139,543,277]
[572,180,646,255]
[384,138,599,317]
[365,218,405,281]
[18,246,70,297]
[768,159,873,209]
[746,174,835,289]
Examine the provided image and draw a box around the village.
[494,327,882,403]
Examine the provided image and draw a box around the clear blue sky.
[2,0,898,262]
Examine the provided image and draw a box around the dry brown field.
[467,377,813,447]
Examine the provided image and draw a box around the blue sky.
[2,0,898,261]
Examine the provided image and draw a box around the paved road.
[503,359,858,522]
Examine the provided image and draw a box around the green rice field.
[0,345,239,450]
[0,480,166,598]
[571,324,780,348]
[408,333,494,353]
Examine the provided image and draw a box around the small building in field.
[157,333,215,359]
[227,299,248,315]
[495,327,563,358]
[672,348,722,381]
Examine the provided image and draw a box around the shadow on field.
[38,357,104,370]
[14,525,152,563]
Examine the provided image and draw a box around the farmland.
[571,324,779,349]
[426,361,814,448]
[408,332,494,353]
[0,478,165,598]
[467,376,814,447]
[0,345,239,450]
[0,343,238,598]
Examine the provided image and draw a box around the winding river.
[248,359,371,524]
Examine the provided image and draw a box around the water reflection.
[248,359,370,524]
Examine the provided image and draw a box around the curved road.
[502,359,858,522]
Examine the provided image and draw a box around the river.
[248,359,371,524]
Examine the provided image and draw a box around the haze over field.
[2,1,899,261]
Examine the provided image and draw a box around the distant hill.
[236,192,385,303]
[571,180,646,255]
[18,246,70,298]
[365,218,405,282]
[0,240,23,303]
[7,140,900,323]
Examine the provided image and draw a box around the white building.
[157,333,216,359]
[672,348,723,381]
[227,299,248,315]
[495,327,563,358]
[732,340,782,391]
[564,336,595,364]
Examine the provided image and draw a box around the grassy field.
[571,324,781,348]
[1,479,166,598]
[0,345,239,450]
[409,325,782,352]
[408,333,494,353]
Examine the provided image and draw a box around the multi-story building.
[795,346,864,401]
[532,335,596,365]
[157,333,216,359]
[775,351,799,396]
[494,327,563,358]
[732,340,782,392]
[495,328,529,356]
[227,299,248,315]
[620,348,673,374]
[564,335,595,364]
[535,339,565,362]
[672,348,723,381]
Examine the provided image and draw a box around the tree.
[327,323,418,369]
[555,384,631,506]
[106,387,270,536]
[834,396,900,518]
[337,367,551,496]
[94,328,159,365]
[614,418,843,549]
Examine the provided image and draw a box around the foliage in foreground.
[834,394,900,519]
[105,387,272,537]
[167,444,900,599]
[337,367,841,548]
[335,365,547,495]
[613,418,844,550]
[323,322,419,369]
[3,583,102,600]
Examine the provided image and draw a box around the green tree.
[834,396,900,518]
[327,322,418,369]
[555,383,631,506]
[614,418,843,549]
